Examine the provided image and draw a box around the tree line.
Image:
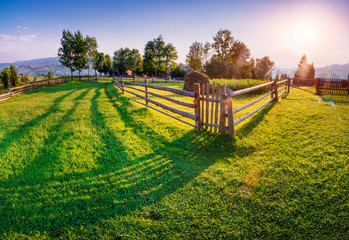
[57,29,315,81]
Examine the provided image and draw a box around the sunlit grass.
[0,79,348,239]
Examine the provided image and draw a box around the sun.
[290,19,319,48]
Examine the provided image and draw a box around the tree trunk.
[71,69,73,81]
[79,70,81,81]
[88,65,90,81]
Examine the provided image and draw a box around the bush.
[170,65,187,78]
[213,78,270,94]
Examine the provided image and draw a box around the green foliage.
[47,71,53,80]
[186,41,210,72]
[103,54,113,76]
[58,29,97,80]
[256,56,275,79]
[113,48,143,75]
[10,65,19,87]
[294,55,315,79]
[213,78,269,94]
[143,35,178,76]
[0,67,11,89]
[20,76,30,84]
[93,52,106,76]
[170,65,187,78]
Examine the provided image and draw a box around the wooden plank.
[234,98,274,126]
[194,83,201,130]
[127,97,195,127]
[227,95,235,137]
[145,79,149,105]
[202,123,219,127]
[219,85,227,135]
[233,91,273,114]
[201,84,205,125]
[214,83,220,133]
[122,88,196,120]
[227,81,274,97]
[210,82,215,132]
[274,79,278,101]
[123,80,195,97]
[206,82,209,129]
[122,84,195,108]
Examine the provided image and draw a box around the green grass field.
[0,79,348,239]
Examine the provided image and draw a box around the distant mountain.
[0,57,94,76]
[275,63,349,79]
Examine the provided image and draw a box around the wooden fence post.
[274,78,278,101]
[121,77,124,94]
[145,79,149,106]
[227,94,235,138]
[219,84,227,135]
[270,79,274,99]
[9,88,12,97]
[194,83,201,131]
[315,78,320,95]
[287,78,291,93]
[133,75,135,82]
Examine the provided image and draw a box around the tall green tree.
[47,71,53,80]
[0,67,11,89]
[212,29,234,62]
[58,30,75,80]
[186,41,210,72]
[103,54,113,76]
[211,29,251,78]
[10,65,19,87]
[143,35,178,76]
[294,55,315,79]
[72,31,89,80]
[85,36,98,78]
[113,48,143,75]
[256,56,275,80]
[93,52,106,77]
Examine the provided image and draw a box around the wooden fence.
[0,78,67,102]
[315,78,349,95]
[113,77,290,137]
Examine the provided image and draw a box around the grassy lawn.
[0,79,348,239]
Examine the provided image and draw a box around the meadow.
[0,78,348,239]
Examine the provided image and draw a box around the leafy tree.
[93,52,106,76]
[0,67,11,89]
[205,57,227,79]
[256,56,275,80]
[321,66,330,79]
[103,54,113,76]
[72,31,89,80]
[10,65,19,87]
[294,55,315,79]
[113,48,143,75]
[212,29,234,62]
[58,30,75,80]
[143,35,178,76]
[47,71,53,80]
[170,65,187,78]
[58,29,97,80]
[211,29,251,78]
[85,36,98,77]
[186,41,210,72]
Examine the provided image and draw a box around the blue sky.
[1,0,349,67]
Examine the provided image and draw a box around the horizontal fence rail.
[290,77,349,95]
[113,77,197,127]
[0,78,67,103]
[113,76,291,138]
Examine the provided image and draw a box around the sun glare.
[290,19,319,48]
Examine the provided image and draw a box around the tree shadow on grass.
[0,82,258,238]
[236,102,276,139]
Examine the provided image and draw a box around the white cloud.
[17,25,28,30]
[0,34,37,52]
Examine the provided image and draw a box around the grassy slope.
[0,79,348,239]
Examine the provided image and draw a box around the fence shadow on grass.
[0,82,257,238]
